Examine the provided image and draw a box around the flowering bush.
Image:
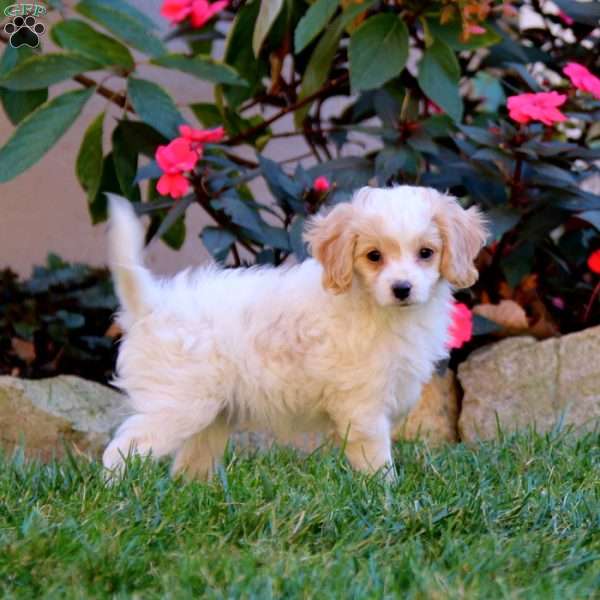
[0,0,599,341]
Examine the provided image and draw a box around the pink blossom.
[465,24,486,35]
[507,92,567,126]
[558,10,574,26]
[588,249,600,275]
[157,172,190,199]
[551,297,565,310]
[179,125,225,143]
[313,176,330,193]
[502,2,518,18]
[563,63,600,100]
[190,0,228,28]
[447,302,473,349]
[155,138,198,174]
[160,0,192,24]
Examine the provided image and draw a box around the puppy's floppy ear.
[304,203,356,294]
[435,195,488,289]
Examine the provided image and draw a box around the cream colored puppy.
[103,186,487,480]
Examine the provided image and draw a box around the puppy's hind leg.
[171,417,230,481]
[102,399,222,476]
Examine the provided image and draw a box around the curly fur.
[103,186,488,481]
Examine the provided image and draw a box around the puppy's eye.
[366,250,382,263]
[419,247,434,260]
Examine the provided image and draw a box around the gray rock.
[0,375,124,460]
[458,327,600,441]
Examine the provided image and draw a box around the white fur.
[103,186,486,481]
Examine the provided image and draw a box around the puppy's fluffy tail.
[108,194,155,325]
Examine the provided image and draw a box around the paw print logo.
[4,15,45,48]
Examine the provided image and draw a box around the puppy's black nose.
[392,281,412,300]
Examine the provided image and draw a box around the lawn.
[0,430,598,599]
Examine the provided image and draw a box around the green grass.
[0,430,599,599]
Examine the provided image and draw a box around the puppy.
[103,186,487,480]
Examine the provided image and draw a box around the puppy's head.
[304,186,488,307]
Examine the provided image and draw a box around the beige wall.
[0,0,313,277]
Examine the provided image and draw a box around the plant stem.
[224,74,349,146]
[583,281,600,323]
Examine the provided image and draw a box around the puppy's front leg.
[333,414,396,481]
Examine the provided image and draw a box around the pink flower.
[507,92,567,126]
[551,297,565,310]
[588,250,600,274]
[502,2,518,18]
[179,125,225,143]
[563,63,600,100]
[558,10,574,26]
[160,0,192,24]
[465,24,486,35]
[190,0,228,28]
[155,138,198,174]
[447,302,473,349]
[157,172,190,198]
[313,176,330,193]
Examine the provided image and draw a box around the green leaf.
[89,156,121,223]
[113,121,167,158]
[51,19,134,70]
[76,111,104,207]
[473,72,505,113]
[92,0,158,30]
[501,241,535,287]
[0,87,94,183]
[76,0,165,57]
[152,54,246,86]
[0,53,101,90]
[56,310,85,329]
[190,103,223,127]
[0,44,48,125]
[485,206,520,241]
[577,211,600,232]
[458,125,499,147]
[222,0,268,108]
[418,39,463,122]
[426,18,501,50]
[553,0,600,25]
[257,224,290,251]
[472,315,502,336]
[152,195,193,249]
[0,45,47,124]
[161,213,186,250]
[294,15,343,127]
[259,155,304,212]
[112,123,141,203]
[375,146,419,182]
[295,1,374,126]
[200,226,236,262]
[0,87,47,124]
[308,156,373,190]
[349,14,409,92]
[127,77,186,140]
[220,194,266,238]
[289,216,308,260]
[135,161,162,184]
[253,0,284,56]
[295,0,339,53]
